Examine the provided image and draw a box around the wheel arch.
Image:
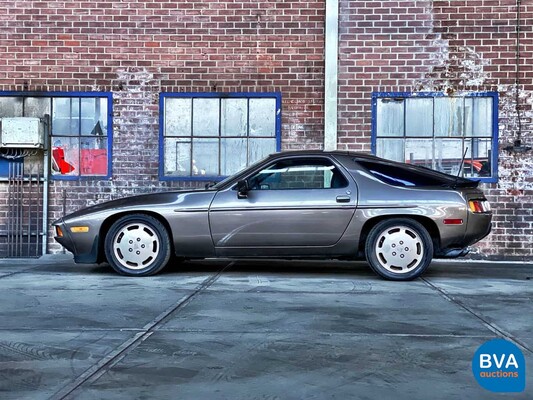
[97,211,174,263]
[358,215,441,257]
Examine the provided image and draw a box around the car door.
[208,156,358,252]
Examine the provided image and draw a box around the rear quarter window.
[356,159,457,187]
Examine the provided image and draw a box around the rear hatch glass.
[355,159,479,188]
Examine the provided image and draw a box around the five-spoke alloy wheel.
[365,218,433,281]
[104,214,171,276]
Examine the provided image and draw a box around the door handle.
[336,195,351,203]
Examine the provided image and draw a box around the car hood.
[56,189,213,221]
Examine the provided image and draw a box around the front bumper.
[53,219,101,264]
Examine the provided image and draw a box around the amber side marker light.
[468,200,491,213]
[55,226,64,237]
[70,226,90,233]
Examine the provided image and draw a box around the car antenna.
[454,147,469,189]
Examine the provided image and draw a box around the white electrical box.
[0,117,45,148]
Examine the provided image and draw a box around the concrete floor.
[0,255,531,400]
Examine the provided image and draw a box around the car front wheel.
[365,218,433,281]
[104,214,171,276]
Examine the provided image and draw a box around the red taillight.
[468,199,491,213]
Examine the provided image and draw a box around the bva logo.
[472,338,526,392]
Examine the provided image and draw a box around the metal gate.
[0,113,49,258]
[2,161,43,257]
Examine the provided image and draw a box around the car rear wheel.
[104,214,171,276]
[365,218,433,281]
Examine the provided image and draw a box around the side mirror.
[236,179,250,199]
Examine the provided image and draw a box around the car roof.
[267,150,380,161]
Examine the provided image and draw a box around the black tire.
[104,214,171,276]
[365,218,433,281]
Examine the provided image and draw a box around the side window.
[358,159,444,187]
[248,158,348,190]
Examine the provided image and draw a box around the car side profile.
[53,151,492,280]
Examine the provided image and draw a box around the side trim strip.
[358,205,417,209]
[177,205,415,212]
[209,206,357,212]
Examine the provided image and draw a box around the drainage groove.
[52,261,234,400]
[421,277,533,355]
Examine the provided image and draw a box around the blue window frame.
[159,92,281,181]
[0,92,113,180]
[371,92,498,183]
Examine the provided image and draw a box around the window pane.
[472,97,492,136]
[249,98,276,137]
[276,165,331,189]
[51,137,79,176]
[165,98,191,136]
[24,97,51,118]
[193,98,219,137]
[434,97,464,137]
[221,98,247,137]
[464,98,474,136]
[376,138,404,162]
[248,159,342,190]
[81,97,107,136]
[221,138,247,176]
[193,138,219,175]
[434,139,466,176]
[0,97,23,117]
[470,138,492,177]
[164,138,191,176]
[471,137,491,159]
[248,138,276,164]
[52,98,80,135]
[405,139,433,168]
[358,159,459,187]
[80,137,107,176]
[376,98,404,136]
[405,98,433,136]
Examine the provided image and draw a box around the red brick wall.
[1,0,532,259]
[338,0,533,259]
[0,0,325,253]
[432,0,533,259]
[338,0,439,151]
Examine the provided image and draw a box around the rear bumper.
[435,247,471,258]
[464,212,492,246]
[435,214,492,259]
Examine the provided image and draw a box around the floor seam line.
[421,277,533,355]
[49,261,234,400]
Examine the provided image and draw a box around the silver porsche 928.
[53,151,492,280]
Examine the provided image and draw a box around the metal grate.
[1,162,43,258]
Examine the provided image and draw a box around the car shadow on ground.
[164,259,375,277]
[423,261,532,281]
[31,258,533,282]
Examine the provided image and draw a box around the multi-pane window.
[372,93,498,182]
[0,93,112,179]
[160,93,281,180]
[51,96,110,178]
